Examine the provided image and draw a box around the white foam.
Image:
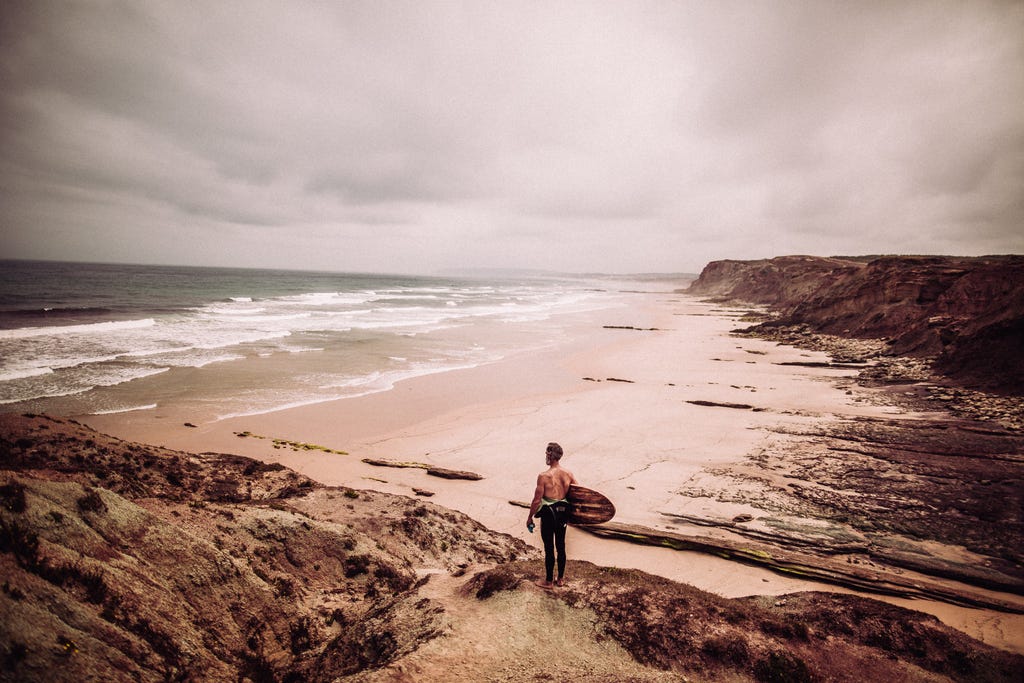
[223,312,312,323]
[213,361,484,421]
[0,366,54,382]
[46,354,126,372]
[204,306,268,316]
[189,330,292,350]
[215,395,344,420]
[189,354,245,368]
[285,291,374,306]
[282,346,324,354]
[90,403,158,415]
[119,346,192,359]
[0,363,173,405]
[0,386,91,405]
[0,318,156,339]
[115,345,246,369]
[96,366,171,386]
[317,371,387,390]
[220,358,493,421]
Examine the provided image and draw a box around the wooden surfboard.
[566,484,615,525]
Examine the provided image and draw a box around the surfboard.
[566,484,615,525]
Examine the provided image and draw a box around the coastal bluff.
[3,413,1022,682]
[686,255,1024,393]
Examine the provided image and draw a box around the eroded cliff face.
[687,255,1024,392]
[0,413,529,682]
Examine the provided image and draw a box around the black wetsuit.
[538,501,570,582]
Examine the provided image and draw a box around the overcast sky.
[1,1,1021,275]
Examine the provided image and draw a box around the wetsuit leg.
[540,512,556,582]
[554,520,567,580]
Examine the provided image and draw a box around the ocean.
[0,260,628,420]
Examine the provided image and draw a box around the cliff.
[687,255,1024,393]
[2,414,1021,681]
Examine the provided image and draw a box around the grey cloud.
[1,1,1021,274]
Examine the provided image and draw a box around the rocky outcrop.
[686,255,867,308]
[476,561,1023,683]
[687,255,1024,393]
[2,413,1022,681]
[0,413,527,681]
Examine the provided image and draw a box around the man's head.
[546,442,563,462]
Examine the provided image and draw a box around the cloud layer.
[2,1,1021,274]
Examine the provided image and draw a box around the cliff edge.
[2,413,1022,681]
[686,255,1024,393]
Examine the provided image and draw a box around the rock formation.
[0,413,524,682]
[687,255,1024,393]
[3,413,1022,681]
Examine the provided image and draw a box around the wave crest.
[0,318,157,339]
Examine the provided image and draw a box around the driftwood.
[425,467,483,481]
[686,400,755,410]
[603,325,660,331]
[775,361,867,369]
[361,458,483,481]
[362,458,426,469]
[578,521,1023,614]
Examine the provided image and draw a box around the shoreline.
[81,289,1024,654]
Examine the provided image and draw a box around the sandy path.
[343,568,679,683]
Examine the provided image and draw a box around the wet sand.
[84,289,1024,654]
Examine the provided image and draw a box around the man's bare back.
[535,467,575,500]
[528,463,577,523]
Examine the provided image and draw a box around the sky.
[1,1,1022,275]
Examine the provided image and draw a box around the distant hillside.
[687,255,1024,393]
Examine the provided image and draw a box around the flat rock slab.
[580,521,1023,614]
[362,458,426,469]
[362,458,484,481]
[426,467,483,481]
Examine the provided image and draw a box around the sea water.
[0,260,626,419]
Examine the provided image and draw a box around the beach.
[83,286,1024,654]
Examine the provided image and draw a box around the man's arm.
[526,474,545,525]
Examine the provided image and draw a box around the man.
[526,442,578,588]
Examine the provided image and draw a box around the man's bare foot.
[535,579,554,589]
[554,578,566,587]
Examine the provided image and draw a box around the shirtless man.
[526,442,578,588]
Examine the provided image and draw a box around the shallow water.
[0,260,628,417]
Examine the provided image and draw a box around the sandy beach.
[83,287,1024,654]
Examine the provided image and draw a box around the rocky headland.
[686,254,1024,395]
[3,413,1022,682]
